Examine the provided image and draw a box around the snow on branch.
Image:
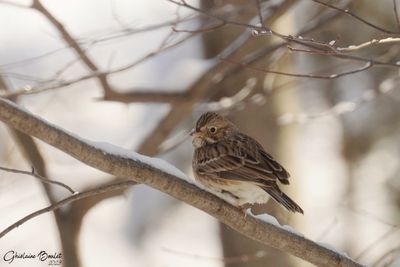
[0,97,365,267]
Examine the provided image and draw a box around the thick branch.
[0,98,365,267]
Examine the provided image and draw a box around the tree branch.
[0,180,136,238]
[31,0,113,95]
[310,0,399,35]
[0,166,76,194]
[102,90,190,103]
[0,97,365,267]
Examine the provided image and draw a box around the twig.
[277,76,399,124]
[0,180,135,238]
[336,37,400,52]
[0,0,28,8]
[393,0,400,32]
[255,0,266,29]
[355,226,399,261]
[167,0,262,31]
[1,34,196,102]
[372,246,400,266]
[222,58,373,80]
[0,47,66,68]
[311,0,399,34]
[31,0,113,95]
[0,15,195,69]
[0,166,76,194]
[103,90,190,103]
[172,20,226,33]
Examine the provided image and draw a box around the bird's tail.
[263,186,304,214]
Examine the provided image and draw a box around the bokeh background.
[0,0,399,266]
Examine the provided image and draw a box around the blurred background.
[0,0,399,266]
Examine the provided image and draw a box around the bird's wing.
[195,135,285,184]
[259,149,290,183]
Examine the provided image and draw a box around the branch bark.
[0,97,365,267]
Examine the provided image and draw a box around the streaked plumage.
[191,112,303,214]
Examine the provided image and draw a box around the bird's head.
[190,112,237,148]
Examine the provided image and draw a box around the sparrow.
[191,112,303,214]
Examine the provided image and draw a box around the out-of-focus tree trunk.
[200,1,298,266]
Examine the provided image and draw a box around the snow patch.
[89,141,189,181]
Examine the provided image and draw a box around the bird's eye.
[209,126,217,133]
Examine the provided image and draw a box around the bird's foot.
[238,203,251,219]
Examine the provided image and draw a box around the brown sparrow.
[191,112,303,214]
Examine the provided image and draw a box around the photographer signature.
[3,250,62,265]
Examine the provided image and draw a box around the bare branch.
[372,246,400,266]
[1,34,195,102]
[169,0,399,70]
[0,180,136,239]
[30,0,113,95]
[222,58,373,80]
[355,226,399,261]
[0,0,28,8]
[0,98,365,267]
[172,20,226,33]
[277,77,400,125]
[255,0,266,29]
[336,37,400,52]
[393,0,400,32]
[0,166,76,194]
[0,47,66,68]
[103,90,190,103]
[0,16,194,69]
[167,0,261,31]
[311,0,399,34]
[220,1,350,80]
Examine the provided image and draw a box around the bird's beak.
[189,128,196,136]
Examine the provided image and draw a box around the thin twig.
[1,34,196,101]
[0,180,136,238]
[0,15,195,69]
[222,58,373,80]
[355,226,399,261]
[167,0,262,31]
[393,0,400,32]
[0,166,76,194]
[336,37,400,52]
[172,20,226,33]
[0,0,28,8]
[31,0,113,95]
[255,0,266,29]
[372,246,400,266]
[311,0,399,34]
